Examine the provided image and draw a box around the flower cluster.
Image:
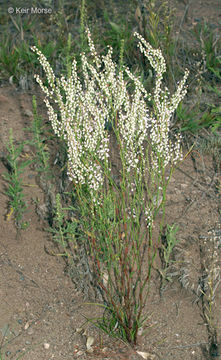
[32,30,188,212]
[134,32,189,173]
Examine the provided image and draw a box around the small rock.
[44,343,50,350]
[25,341,31,345]
[24,322,30,330]
[76,328,84,334]
[136,351,156,359]
[86,336,94,350]
[17,319,23,325]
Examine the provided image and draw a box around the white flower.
[32,30,188,205]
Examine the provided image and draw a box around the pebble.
[86,336,94,349]
[44,343,50,349]
[85,335,95,353]
[136,351,156,359]
[24,322,29,330]
[76,327,84,334]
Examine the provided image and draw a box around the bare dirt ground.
[0,1,221,359]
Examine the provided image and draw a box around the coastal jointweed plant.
[32,29,188,204]
[31,95,50,173]
[48,193,67,251]
[3,129,31,228]
[48,193,79,257]
[32,29,188,344]
[159,223,179,291]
